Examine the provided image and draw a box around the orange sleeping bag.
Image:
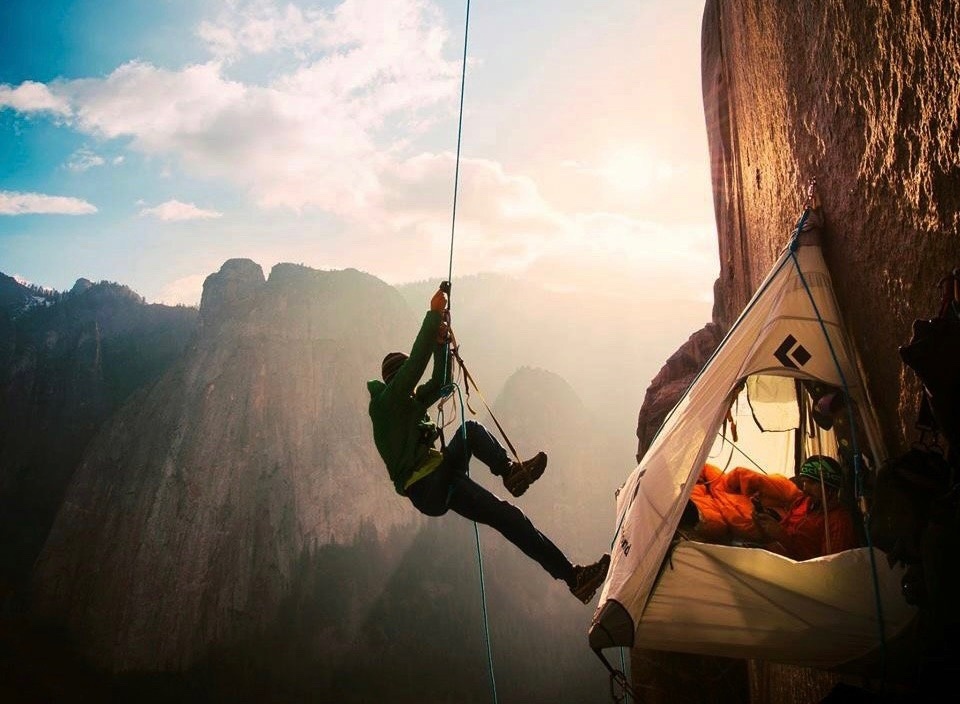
[688,464,800,544]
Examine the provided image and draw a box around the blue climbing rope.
[619,647,632,703]
[446,0,471,291]
[787,211,889,679]
[438,3,499,703]
[607,194,890,683]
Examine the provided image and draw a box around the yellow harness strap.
[403,448,444,492]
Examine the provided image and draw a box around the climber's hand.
[753,512,783,540]
[437,320,451,344]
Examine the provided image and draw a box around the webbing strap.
[450,347,522,463]
[592,648,638,703]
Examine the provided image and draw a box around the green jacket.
[367,310,451,495]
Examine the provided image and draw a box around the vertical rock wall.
[703,0,960,451]
[31,262,418,671]
[631,3,959,701]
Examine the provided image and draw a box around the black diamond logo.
[774,334,812,368]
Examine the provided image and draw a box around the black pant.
[406,420,574,582]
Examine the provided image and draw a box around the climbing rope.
[593,647,639,703]
[787,182,889,680]
[602,180,889,697]
[435,3,499,703]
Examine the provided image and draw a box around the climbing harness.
[447,345,522,464]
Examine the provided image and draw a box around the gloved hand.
[437,319,451,344]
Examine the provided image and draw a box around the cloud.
[566,146,685,195]
[65,146,107,172]
[525,212,718,301]
[370,152,568,275]
[198,1,320,58]
[197,0,446,61]
[139,199,223,221]
[1,1,459,215]
[322,151,716,300]
[154,273,207,306]
[0,191,97,215]
[0,80,71,115]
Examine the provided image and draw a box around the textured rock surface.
[0,281,196,593]
[635,322,725,461]
[630,2,959,701]
[31,262,419,671]
[702,0,960,451]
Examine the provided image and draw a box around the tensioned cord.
[438,3,498,703]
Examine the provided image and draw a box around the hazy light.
[597,146,681,195]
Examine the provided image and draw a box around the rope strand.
[441,4,498,703]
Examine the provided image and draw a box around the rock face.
[491,366,624,557]
[628,2,959,701]
[19,273,620,701]
[635,323,725,461]
[0,280,196,594]
[702,0,960,450]
[199,258,266,329]
[31,261,418,671]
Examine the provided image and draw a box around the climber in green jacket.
[367,285,610,603]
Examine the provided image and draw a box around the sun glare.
[598,146,677,194]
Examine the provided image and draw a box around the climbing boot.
[502,451,548,497]
[568,553,611,604]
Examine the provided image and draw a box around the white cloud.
[197,0,446,61]
[140,199,223,221]
[198,1,320,58]
[65,146,107,172]
[580,146,685,194]
[373,152,568,272]
[320,149,717,300]
[0,80,71,115]
[154,273,206,306]
[537,212,717,300]
[0,1,459,216]
[0,191,97,215]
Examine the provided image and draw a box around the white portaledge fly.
[590,209,917,671]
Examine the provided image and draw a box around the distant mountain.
[0,272,59,320]
[31,260,420,671]
[399,273,711,467]
[0,277,197,595]
[0,273,60,372]
[205,365,617,703]
[18,261,621,703]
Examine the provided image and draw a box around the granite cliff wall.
[631,2,959,701]
[31,261,418,671]
[702,0,959,452]
[0,282,196,595]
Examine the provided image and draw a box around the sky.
[0,0,718,308]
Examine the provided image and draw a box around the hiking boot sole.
[503,454,547,497]
[571,554,611,604]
